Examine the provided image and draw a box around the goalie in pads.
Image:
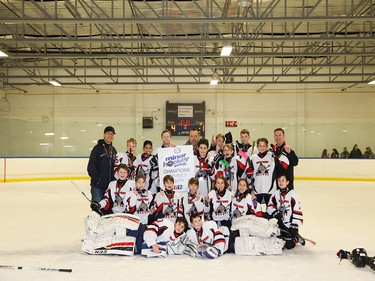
[185,214,228,259]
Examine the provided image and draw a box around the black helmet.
[350,248,368,268]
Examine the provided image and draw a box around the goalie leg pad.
[231,215,280,238]
[82,234,136,256]
[197,245,220,259]
[234,236,285,256]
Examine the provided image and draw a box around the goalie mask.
[350,248,368,268]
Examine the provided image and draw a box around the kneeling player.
[185,214,228,259]
[266,174,303,249]
[141,217,188,258]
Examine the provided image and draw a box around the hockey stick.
[71,180,91,203]
[297,234,317,246]
[0,265,72,273]
[71,180,103,215]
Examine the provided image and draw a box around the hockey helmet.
[350,248,368,268]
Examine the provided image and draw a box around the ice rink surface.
[0,180,374,281]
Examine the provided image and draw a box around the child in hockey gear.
[211,144,243,193]
[208,133,225,158]
[141,217,188,258]
[133,174,155,225]
[206,175,233,229]
[133,140,156,193]
[178,177,205,226]
[228,179,263,253]
[153,175,181,222]
[185,214,227,259]
[248,138,289,206]
[115,138,137,180]
[234,129,259,157]
[91,164,136,215]
[195,138,213,197]
[266,174,303,249]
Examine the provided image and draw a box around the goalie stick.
[0,265,72,273]
[71,180,103,215]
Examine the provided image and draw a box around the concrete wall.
[0,157,374,183]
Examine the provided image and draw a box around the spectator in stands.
[331,148,339,158]
[349,144,362,159]
[340,147,350,158]
[321,149,329,158]
[362,146,374,159]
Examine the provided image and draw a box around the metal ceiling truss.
[0,0,375,92]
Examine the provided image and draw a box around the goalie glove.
[150,155,159,170]
[197,244,220,259]
[213,151,224,169]
[224,132,233,144]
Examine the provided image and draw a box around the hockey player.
[185,214,227,259]
[115,138,137,180]
[153,175,181,222]
[266,174,303,249]
[90,164,136,215]
[234,129,258,157]
[178,177,205,226]
[207,133,225,158]
[248,138,289,206]
[141,217,189,258]
[194,138,213,197]
[206,175,233,230]
[133,174,155,225]
[210,143,244,193]
[133,140,155,193]
[228,179,263,253]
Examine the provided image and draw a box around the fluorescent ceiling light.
[220,43,232,57]
[210,79,219,86]
[44,133,55,136]
[97,124,103,127]
[49,80,62,87]
[0,50,8,57]
[368,80,375,85]
[40,143,50,146]
[64,145,73,148]
[60,136,69,140]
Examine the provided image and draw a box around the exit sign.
[225,121,238,127]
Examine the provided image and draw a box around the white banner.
[158,145,195,192]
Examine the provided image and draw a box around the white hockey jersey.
[134,189,154,224]
[133,153,155,192]
[154,191,181,222]
[249,151,289,195]
[99,179,136,214]
[186,221,226,255]
[207,189,233,222]
[178,192,205,225]
[143,218,185,247]
[194,155,213,197]
[231,192,263,220]
[210,156,242,193]
[267,189,303,228]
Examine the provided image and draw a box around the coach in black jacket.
[87,126,117,203]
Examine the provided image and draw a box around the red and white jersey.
[143,218,185,247]
[178,192,205,226]
[99,179,136,213]
[134,189,154,224]
[231,192,263,220]
[210,156,240,193]
[249,151,289,195]
[194,155,213,197]
[154,191,181,222]
[186,221,226,255]
[114,151,137,179]
[207,189,233,222]
[267,189,303,228]
[133,153,155,192]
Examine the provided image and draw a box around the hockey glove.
[150,155,159,169]
[90,202,101,211]
[225,132,233,144]
[271,144,282,158]
[368,256,375,271]
[213,151,224,169]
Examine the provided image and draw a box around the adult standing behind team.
[185,128,200,155]
[272,128,299,190]
[87,126,117,203]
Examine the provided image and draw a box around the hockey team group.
[84,126,303,259]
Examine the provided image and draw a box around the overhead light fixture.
[49,80,62,87]
[210,72,219,85]
[220,43,232,57]
[0,50,8,57]
[368,80,375,85]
